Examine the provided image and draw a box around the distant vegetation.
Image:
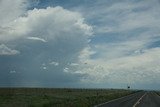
[0,88,137,107]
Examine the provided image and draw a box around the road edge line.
[132,92,146,107]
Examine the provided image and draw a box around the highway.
[95,91,160,107]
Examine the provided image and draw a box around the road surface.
[95,91,160,107]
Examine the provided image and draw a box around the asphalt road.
[95,91,160,107]
[136,92,160,107]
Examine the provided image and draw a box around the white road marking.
[132,93,147,107]
[153,92,160,98]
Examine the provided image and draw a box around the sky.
[0,0,160,90]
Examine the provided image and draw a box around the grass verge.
[0,88,137,107]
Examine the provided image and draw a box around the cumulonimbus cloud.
[0,0,93,87]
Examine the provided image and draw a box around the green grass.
[0,88,137,107]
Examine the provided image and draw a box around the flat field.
[0,88,136,107]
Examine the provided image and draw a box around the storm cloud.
[0,0,92,87]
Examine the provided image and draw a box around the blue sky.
[0,0,160,90]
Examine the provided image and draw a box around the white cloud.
[93,40,148,60]
[75,47,160,85]
[0,6,92,42]
[43,66,47,70]
[63,67,69,73]
[70,63,79,66]
[0,0,27,42]
[10,70,16,74]
[78,46,96,62]
[0,0,27,25]
[49,61,59,66]
[0,44,20,55]
[27,37,47,42]
[80,0,160,34]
